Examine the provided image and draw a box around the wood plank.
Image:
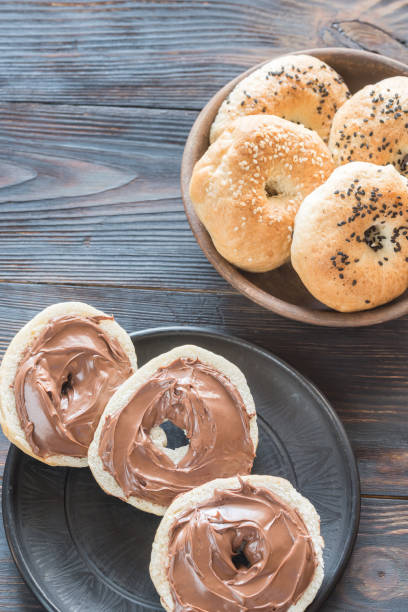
[0,281,406,497]
[0,1,406,108]
[0,102,233,290]
[325,497,408,611]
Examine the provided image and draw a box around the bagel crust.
[88,345,258,516]
[329,77,408,175]
[190,114,334,272]
[291,162,408,312]
[150,475,324,612]
[0,302,137,467]
[211,53,350,143]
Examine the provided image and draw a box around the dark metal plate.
[2,327,360,611]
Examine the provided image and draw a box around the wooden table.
[0,1,407,610]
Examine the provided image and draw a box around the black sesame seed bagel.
[291,162,408,312]
[190,114,334,273]
[329,77,408,175]
[210,54,350,144]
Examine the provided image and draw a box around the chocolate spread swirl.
[167,480,317,611]
[14,314,132,458]
[98,358,255,506]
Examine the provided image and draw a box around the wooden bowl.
[181,48,408,326]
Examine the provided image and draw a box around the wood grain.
[325,497,408,611]
[0,102,233,290]
[0,282,406,497]
[0,0,408,609]
[0,1,405,109]
[329,20,408,60]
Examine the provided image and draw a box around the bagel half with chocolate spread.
[88,345,258,516]
[0,302,137,467]
[150,474,324,612]
[211,53,350,144]
[190,114,334,272]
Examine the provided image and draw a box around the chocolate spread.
[98,358,255,506]
[14,314,132,458]
[167,480,317,611]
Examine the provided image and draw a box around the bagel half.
[0,301,137,467]
[88,345,258,516]
[150,474,324,612]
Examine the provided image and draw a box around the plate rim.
[2,325,361,611]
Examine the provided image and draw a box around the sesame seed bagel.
[329,77,408,175]
[210,53,350,144]
[190,114,335,272]
[0,302,137,467]
[88,345,258,516]
[150,474,324,612]
[291,162,408,312]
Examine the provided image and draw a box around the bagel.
[88,345,258,516]
[291,162,408,312]
[329,76,408,175]
[0,302,137,467]
[210,53,350,144]
[150,474,324,612]
[190,114,334,272]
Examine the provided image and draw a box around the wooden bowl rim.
[181,47,408,327]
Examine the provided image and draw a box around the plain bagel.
[88,345,258,516]
[0,302,137,467]
[190,114,334,272]
[329,76,408,175]
[291,162,408,312]
[150,474,324,612]
[210,53,350,144]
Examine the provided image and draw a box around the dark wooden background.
[0,0,408,610]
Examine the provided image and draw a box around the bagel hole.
[232,543,251,570]
[364,225,385,251]
[159,420,188,450]
[61,373,73,396]
[265,178,279,198]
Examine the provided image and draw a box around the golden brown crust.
[190,114,334,272]
[329,77,408,174]
[211,54,350,144]
[291,162,408,312]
